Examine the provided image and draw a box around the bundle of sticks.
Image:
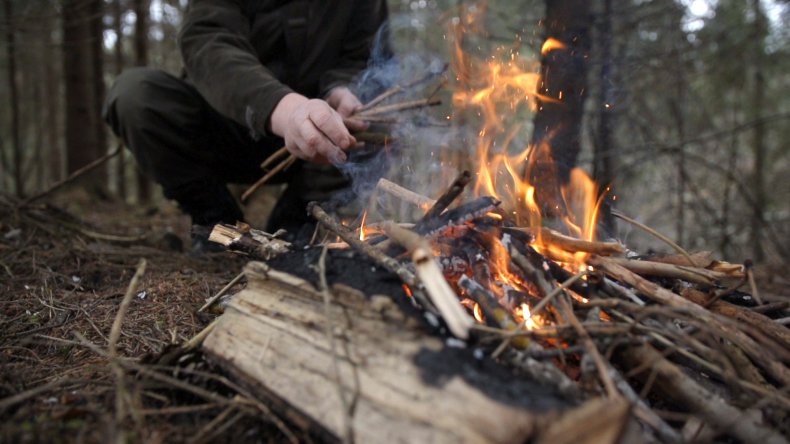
[240,85,443,203]
[214,171,789,443]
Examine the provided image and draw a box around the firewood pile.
[205,171,789,444]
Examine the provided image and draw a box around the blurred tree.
[133,0,151,202]
[113,0,127,200]
[62,0,103,184]
[3,0,21,196]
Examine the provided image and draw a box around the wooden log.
[202,262,563,444]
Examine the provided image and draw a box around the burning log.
[201,261,570,443]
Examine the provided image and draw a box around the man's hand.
[325,87,368,133]
[270,93,355,164]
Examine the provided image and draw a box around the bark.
[527,0,591,212]
[113,0,127,200]
[90,0,108,184]
[3,0,22,197]
[63,0,101,177]
[42,10,62,185]
[593,0,616,234]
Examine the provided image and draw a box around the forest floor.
[0,189,298,443]
[2,188,789,444]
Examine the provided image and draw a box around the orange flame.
[541,38,567,56]
[358,210,368,241]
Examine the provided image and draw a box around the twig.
[19,144,122,206]
[357,86,403,112]
[611,210,697,266]
[241,155,297,203]
[355,97,441,118]
[108,259,147,426]
[318,247,354,444]
[505,226,625,256]
[621,344,787,444]
[260,146,289,170]
[0,378,79,412]
[420,170,471,220]
[745,263,764,305]
[375,178,436,209]
[531,271,586,318]
[198,272,245,313]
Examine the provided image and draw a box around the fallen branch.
[20,144,123,206]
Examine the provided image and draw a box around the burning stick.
[457,276,529,349]
[375,178,436,209]
[420,170,472,221]
[505,227,625,256]
[381,222,474,340]
[307,203,437,313]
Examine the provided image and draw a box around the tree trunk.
[593,0,616,235]
[133,0,152,202]
[42,9,62,186]
[3,0,23,197]
[90,0,108,186]
[63,0,101,178]
[749,0,766,262]
[527,0,591,212]
[113,0,127,200]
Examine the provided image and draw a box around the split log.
[202,262,566,444]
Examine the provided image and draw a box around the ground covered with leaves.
[0,192,295,443]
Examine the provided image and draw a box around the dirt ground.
[0,189,297,443]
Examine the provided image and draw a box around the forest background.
[0,0,787,265]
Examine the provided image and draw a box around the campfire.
[203,23,788,444]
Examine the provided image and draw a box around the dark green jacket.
[179,0,388,138]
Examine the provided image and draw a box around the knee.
[103,68,175,127]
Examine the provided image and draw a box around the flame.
[541,38,567,56]
[359,210,368,241]
[450,27,605,272]
[402,284,413,298]
[472,302,485,323]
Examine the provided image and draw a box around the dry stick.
[507,226,625,256]
[604,308,790,410]
[198,272,245,313]
[318,247,354,444]
[355,97,441,118]
[556,296,619,399]
[381,222,474,340]
[357,85,404,112]
[375,178,437,209]
[622,344,787,444]
[241,155,297,203]
[0,378,78,412]
[72,332,299,443]
[593,256,790,386]
[260,146,289,170]
[603,257,741,286]
[20,144,123,206]
[420,170,472,220]
[611,210,697,266]
[746,265,764,305]
[108,258,147,427]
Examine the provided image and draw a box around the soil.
[0,190,292,443]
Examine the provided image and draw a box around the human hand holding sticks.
[242,88,440,203]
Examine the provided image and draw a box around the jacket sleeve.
[318,0,389,96]
[178,0,292,137]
